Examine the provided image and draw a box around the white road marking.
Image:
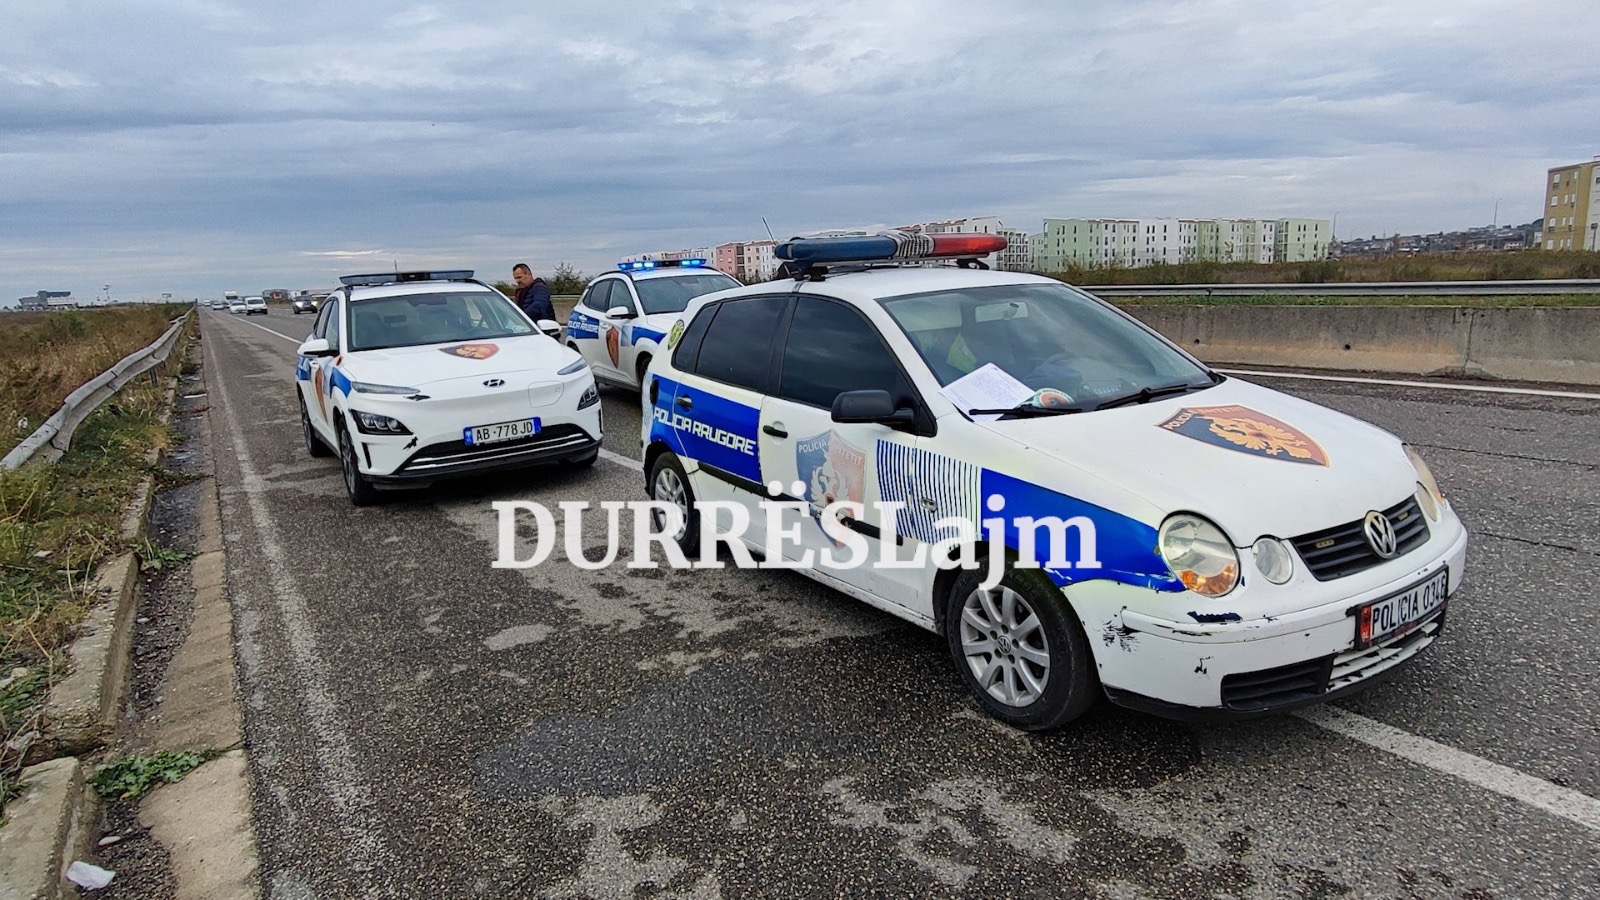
[219,310,1600,836]
[1219,367,1600,400]
[1295,706,1600,834]
[222,313,304,345]
[205,326,396,887]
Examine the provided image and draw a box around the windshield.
[879,283,1214,408]
[348,291,534,352]
[633,273,741,315]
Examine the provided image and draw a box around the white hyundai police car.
[640,232,1467,730]
[295,270,601,506]
[565,259,740,392]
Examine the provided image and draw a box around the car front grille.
[399,424,592,473]
[1289,496,1430,581]
[1327,615,1443,692]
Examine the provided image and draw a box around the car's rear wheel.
[635,354,652,388]
[337,422,379,507]
[945,565,1097,731]
[646,452,699,551]
[300,393,331,458]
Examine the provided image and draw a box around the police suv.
[566,259,740,392]
[640,232,1468,730]
[295,270,601,506]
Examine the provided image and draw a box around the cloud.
[2,0,1597,300]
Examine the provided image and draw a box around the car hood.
[977,377,1419,543]
[342,335,571,387]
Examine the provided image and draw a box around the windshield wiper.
[967,403,1084,419]
[1093,380,1201,411]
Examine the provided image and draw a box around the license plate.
[1354,568,1449,648]
[464,418,539,446]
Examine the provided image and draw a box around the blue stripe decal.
[631,327,666,346]
[295,357,311,381]
[648,376,760,484]
[567,312,600,340]
[331,367,352,397]
[875,442,980,544]
[978,469,1182,592]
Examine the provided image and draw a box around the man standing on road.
[512,263,554,322]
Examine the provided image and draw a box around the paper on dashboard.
[940,364,1033,421]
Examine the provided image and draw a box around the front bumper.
[1072,521,1468,720]
[368,424,600,484]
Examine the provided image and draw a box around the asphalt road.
[204,308,1600,899]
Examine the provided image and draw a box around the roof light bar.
[339,270,475,286]
[773,231,1007,264]
[618,258,708,272]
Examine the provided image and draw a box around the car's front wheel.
[646,452,699,552]
[945,565,1098,731]
[337,422,379,507]
[300,393,331,458]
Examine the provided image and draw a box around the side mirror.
[831,390,916,427]
[606,306,637,320]
[297,337,336,357]
[536,318,562,338]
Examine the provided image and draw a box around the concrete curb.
[0,757,95,900]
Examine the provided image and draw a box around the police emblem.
[1157,405,1329,466]
[666,319,686,349]
[440,343,499,360]
[606,326,621,367]
[795,430,867,545]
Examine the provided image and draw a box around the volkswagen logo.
[482,378,505,388]
[1363,510,1398,559]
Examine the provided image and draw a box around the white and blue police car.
[295,270,601,506]
[640,231,1468,730]
[565,259,741,392]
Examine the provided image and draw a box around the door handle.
[676,396,693,409]
[763,424,788,438]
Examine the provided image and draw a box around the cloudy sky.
[3,0,1597,304]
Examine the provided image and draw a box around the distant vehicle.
[229,300,247,314]
[565,258,740,391]
[263,289,290,303]
[244,296,268,315]
[225,291,239,303]
[292,296,318,315]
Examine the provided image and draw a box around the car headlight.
[578,381,599,409]
[351,381,421,395]
[352,410,411,435]
[1252,537,1294,585]
[558,358,588,376]
[1158,514,1240,597]
[1404,445,1444,515]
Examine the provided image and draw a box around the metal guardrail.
[3,310,193,470]
[1082,279,1600,297]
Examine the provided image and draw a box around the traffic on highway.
[192,240,1599,897]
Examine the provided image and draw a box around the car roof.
[345,281,501,302]
[600,267,739,283]
[692,266,1060,308]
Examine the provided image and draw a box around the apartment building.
[1275,219,1331,262]
[996,227,1031,272]
[1544,157,1599,251]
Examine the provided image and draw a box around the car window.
[633,273,741,315]
[777,297,913,410]
[347,291,533,352]
[604,282,637,316]
[690,296,786,393]
[324,299,342,349]
[671,306,715,372]
[584,281,613,312]
[879,283,1211,402]
[312,298,335,338]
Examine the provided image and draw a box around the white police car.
[640,232,1468,730]
[565,259,740,391]
[295,270,601,506]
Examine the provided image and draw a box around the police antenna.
[761,217,776,242]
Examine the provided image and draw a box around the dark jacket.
[515,278,554,321]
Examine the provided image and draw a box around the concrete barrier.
[1122,305,1600,387]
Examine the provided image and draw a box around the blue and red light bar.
[618,258,708,272]
[340,270,474,286]
[774,231,1007,264]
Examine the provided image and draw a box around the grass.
[0,305,189,449]
[1104,293,1600,308]
[89,749,217,800]
[1038,250,1600,286]
[0,314,194,820]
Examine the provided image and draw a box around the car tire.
[944,564,1098,731]
[646,452,699,552]
[635,354,651,388]
[300,394,332,458]
[337,422,380,507]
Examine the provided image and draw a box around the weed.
[89,749,217,800]
[152,466,206,487]
[136,539,195,573]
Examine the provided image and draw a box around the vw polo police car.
[566,259,740,392]
[640,232,1467,730]
[295,270,601,506]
